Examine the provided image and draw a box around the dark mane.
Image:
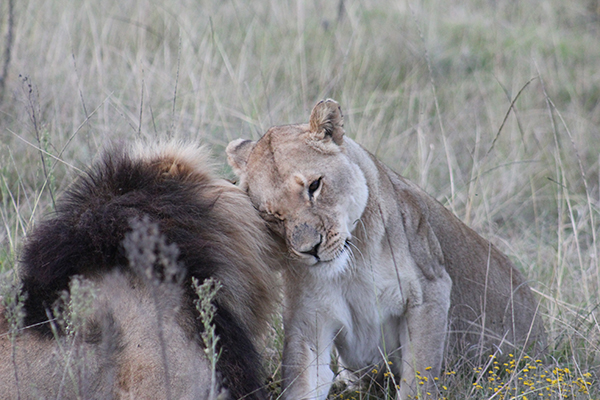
[19,144,270,399]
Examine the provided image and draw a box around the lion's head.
[227,100,368,271]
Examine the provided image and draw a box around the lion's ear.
[309,99,344,145]
[226,139,255,177]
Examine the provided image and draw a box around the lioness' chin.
[307,250,351,279]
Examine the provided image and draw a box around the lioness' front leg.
[398,275,452,399]
[281,314,336,400]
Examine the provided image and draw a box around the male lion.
[227,99,546,399]
[0,142,278,399]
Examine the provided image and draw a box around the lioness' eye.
[259,209,284,223]
[308,178,321,196]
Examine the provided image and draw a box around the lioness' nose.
[290,223,322,258]
[302,240,321,258]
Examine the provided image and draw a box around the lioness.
[0,142,278,399]
[227,99,546,399]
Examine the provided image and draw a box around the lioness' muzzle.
[289,222,322,259]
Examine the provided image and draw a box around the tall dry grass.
[1,0,599,398]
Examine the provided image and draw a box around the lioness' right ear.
[226,138,255,177]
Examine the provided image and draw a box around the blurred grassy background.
[1,0,599,398]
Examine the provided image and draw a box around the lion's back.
[0,142,278,399]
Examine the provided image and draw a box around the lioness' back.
[384,161,545,358]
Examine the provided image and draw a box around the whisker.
[347,240,364,262]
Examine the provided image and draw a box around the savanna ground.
[1,0,599,398]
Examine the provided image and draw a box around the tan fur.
[0,142,279,399]
[0,271,216,399]
[227,99,546,400]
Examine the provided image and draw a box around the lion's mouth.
[308,238,351,264]
[339,238,351,257]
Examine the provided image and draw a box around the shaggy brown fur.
[0,142,278,399]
